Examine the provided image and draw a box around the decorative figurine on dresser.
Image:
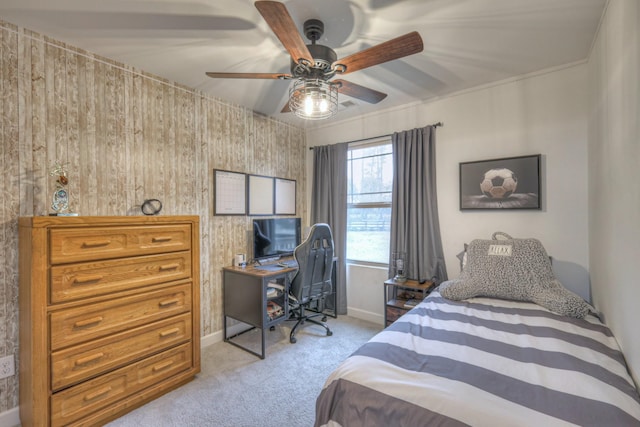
[18,215,201,426]
[49,160,78,216]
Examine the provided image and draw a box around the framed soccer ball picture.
[459,154,541,210]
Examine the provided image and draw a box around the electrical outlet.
[0,355,15,379]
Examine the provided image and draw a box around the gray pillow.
[440,232,591,318]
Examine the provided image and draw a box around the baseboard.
[199,311,381,352]
[346,307,384,326]
[200,322,253,350]
[0,406,20,427]
[200,329,223,349]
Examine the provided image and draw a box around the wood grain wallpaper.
[0,20,307,414]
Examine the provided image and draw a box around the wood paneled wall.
[0,20,307,413]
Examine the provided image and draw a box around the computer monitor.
[253,217,301,261]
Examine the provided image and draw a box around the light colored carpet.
[106,315,380,427]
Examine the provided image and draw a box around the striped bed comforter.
[315,291,640,426]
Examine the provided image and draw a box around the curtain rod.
[309,122,443,150]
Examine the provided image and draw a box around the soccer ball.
[480,168,518,199]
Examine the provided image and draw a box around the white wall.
[588,0,640,383]
[306,64,590,321]
[346,264,388,325]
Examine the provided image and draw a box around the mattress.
[315,291,640,426]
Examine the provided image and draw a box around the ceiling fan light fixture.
[289,78,338,120]
[206,2,422,120]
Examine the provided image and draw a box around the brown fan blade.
[333,79,387,104]
[281,102,291,113]
[206,72,292,79]
[334,31,423,75]
[255,1,314,65]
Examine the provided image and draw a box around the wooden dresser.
[18,215,200,426]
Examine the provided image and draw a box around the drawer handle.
[84,386,112,402]
[81,240,111,248]
[159,263,180,271]
[75,352,105,366]
[73,316,104,328]
[73,274,104,285]
[152,236,173,243]
[159,298,180,308]
[152,360,175,372]
[159,327,180,338]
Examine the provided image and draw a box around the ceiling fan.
[205,0,424,119]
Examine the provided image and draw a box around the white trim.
[200,330,223,349]
[348,135,392,149]
[347,307,384,326]
[588,0,610,58]
[306,59,588,133]
[0,406,20,427]
[200,322,255,350]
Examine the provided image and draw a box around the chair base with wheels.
[288,297,333,343]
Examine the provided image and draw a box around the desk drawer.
[50,283,192,350]
[50,252,191,304]
[52,313,191,390]
[51,343,192,427]
[50,224,191,264]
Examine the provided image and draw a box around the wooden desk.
[223,263,297,359]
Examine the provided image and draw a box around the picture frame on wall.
[459,154,541,210]
[213,169,247,215]
[248,174,274,215]
[275,178,296,215]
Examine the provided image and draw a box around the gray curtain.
[311,143,348,315]
[390,126,447,283]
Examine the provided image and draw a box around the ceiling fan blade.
[333,79,387,104]
[334,31,423,75]
[255,1,314,65]
[205,72,291,79]
[281,102,291,113]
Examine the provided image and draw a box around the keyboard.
[253,259,298,271]
[279,259,298,268]
[254,264,285,271]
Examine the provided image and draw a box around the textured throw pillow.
[440,232,591,318]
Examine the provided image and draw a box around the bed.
[315,234,640,426]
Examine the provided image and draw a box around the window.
[346,140,393,263]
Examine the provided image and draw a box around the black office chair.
[288,223,334,344]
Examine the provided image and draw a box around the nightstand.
[384,278,434,327]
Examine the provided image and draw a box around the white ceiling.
[0,0,607,127]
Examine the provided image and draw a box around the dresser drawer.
[50,252,191,304]
[51,342,192,427]
[49,224,192,264]
[50,283,192,351]
[52,313,191,390]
